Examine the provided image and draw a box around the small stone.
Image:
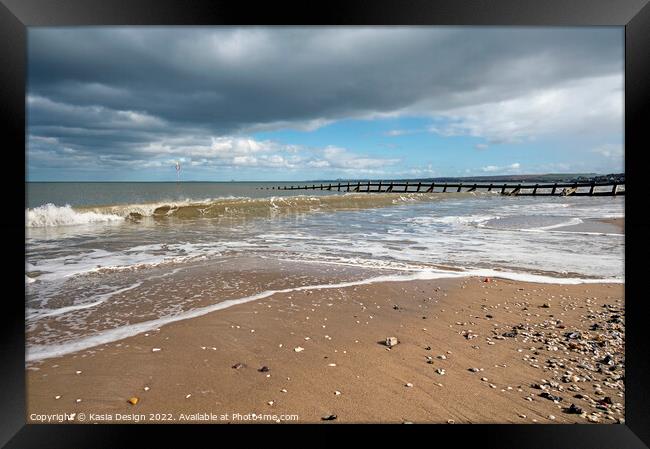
[447,419,455,424]
[328,363,337,367]
[321,414,337,421]
[151,348,161,352]
[334,391,341,396]
[144,386,150,391]
[468,368,480,373]
[385,337,399,347]
[436,369,446,375]
[268,401,274,406]
[185,394,191,399]
[405,382,414,387]
[540,392,562,402]
[258,366,270,372]
[54,395,61,400]
[75,399,82,403]
[565,403,583,414]
[75,370,82,375]
[481,377,488,382]
[127,397,139,405]
[232,362,245,369]
[548,415,556,420]
[294,347,305,352]
[281,389,287,393]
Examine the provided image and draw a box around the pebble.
[294,347,305,352]
[144,387,150,391]
[565,403,583,414]
[405,382,414,388]
[151,348,161,352]
[127,397,139,405]
[258,366,270,372]
[321,414,337,421]
[54,395,61,400]
[385,337,399,347]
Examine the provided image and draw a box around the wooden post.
[320,184,323,190]
[551,183,557,195]
[501,184,506,194]
[612,183,618,196]
[532,184,538,195]
[589,182,595,196]
[426,182,435,193]
[367,181,371,193]
[354,181,360,192]
[443,184,448,193]
[457,183,462,193]
[337,182,341,191]
[387,182,393,192]
[346,182,350,192]
[327,183,332,191]
[404,181,409,193]
[468,184,477,192]
[417,181,422,192]
[488,183,493,192]
[378,180,382,192]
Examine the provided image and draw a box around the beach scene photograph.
[25,26,625,424]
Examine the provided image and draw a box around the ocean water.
[25,182,625,362]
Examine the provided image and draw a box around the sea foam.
[27,204,124,228]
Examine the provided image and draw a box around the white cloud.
[481,162,521,173]
[384,129,418,137]
[592,144,623,159]
[429,74,622,144]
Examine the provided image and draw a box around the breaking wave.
[26,193,474,228]
[26,204,124,228]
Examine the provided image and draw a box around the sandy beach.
[26,276,624,424]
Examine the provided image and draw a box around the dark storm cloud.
[27,27,623,174]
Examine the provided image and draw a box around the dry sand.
[26,277,624,424]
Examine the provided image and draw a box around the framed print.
[1,0,649,447]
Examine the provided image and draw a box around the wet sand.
[600,218,624,233]
[552,218,624,235]
[26,277,624,424]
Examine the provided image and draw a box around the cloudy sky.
[27,27,624,181]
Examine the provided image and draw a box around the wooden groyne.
[260,181,625,197]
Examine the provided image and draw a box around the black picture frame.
[2,0,649,447]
